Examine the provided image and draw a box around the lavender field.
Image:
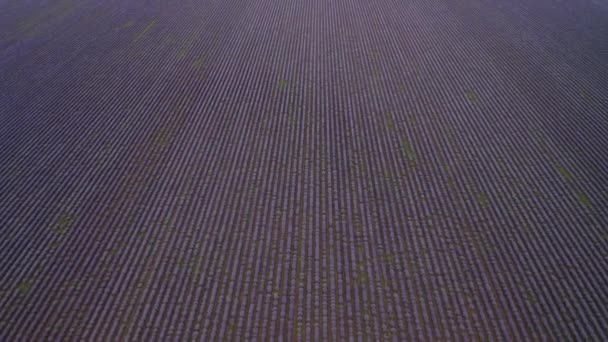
[1,0,608,339]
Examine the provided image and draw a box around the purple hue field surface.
[1,0,608,339]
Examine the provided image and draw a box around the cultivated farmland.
[1,0,607,339]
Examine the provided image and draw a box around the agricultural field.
[1,0,607,339]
